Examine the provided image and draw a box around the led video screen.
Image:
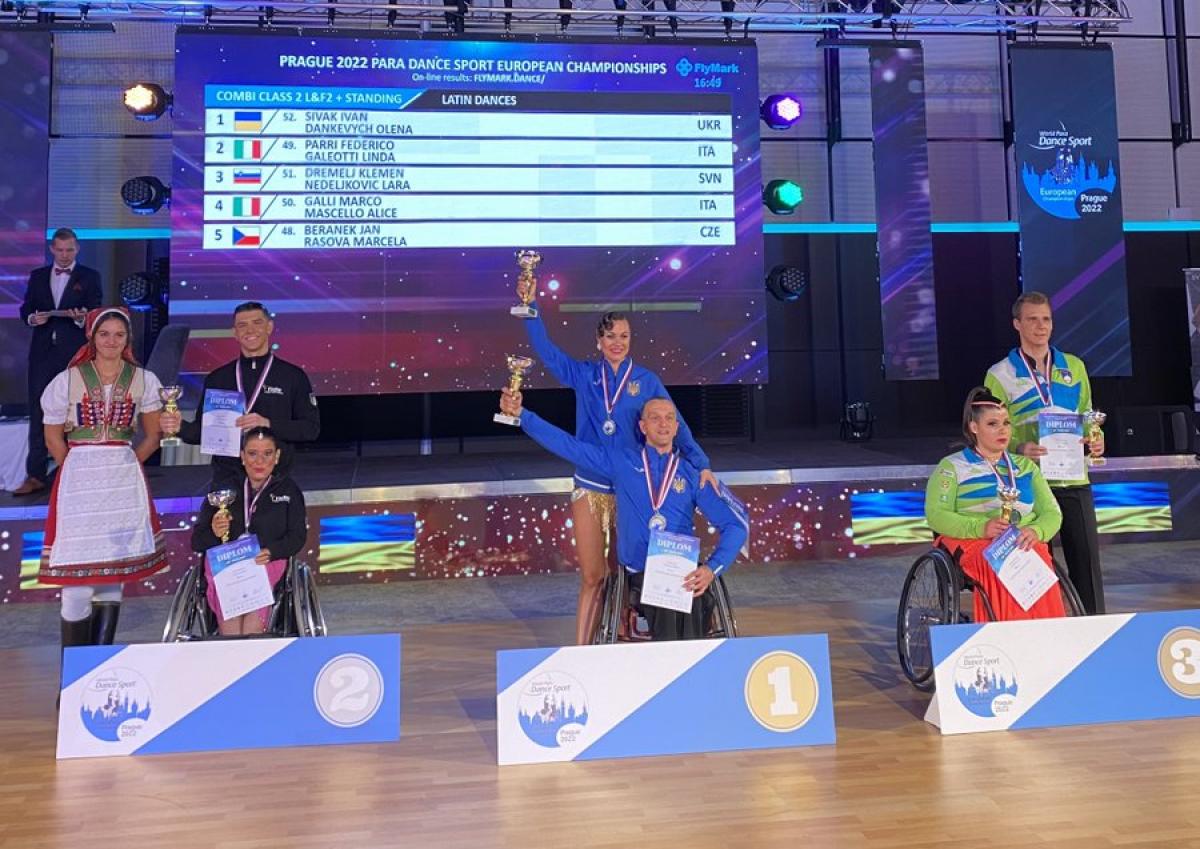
[0,31,51,405]
[171,31,766,394]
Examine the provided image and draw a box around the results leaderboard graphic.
[202,87,737,251]
[171,33,765,395]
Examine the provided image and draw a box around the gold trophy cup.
[158,385,183,447]
[1084,410,1107,467]
[494,354,533,426]
[511,250,542,319]
[998,485,1020,524]
[206,489,238,543]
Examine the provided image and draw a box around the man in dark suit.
[12,228,103,495]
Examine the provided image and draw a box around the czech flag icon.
[233,226,261,247]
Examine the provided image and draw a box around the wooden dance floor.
[4,583,1200,849]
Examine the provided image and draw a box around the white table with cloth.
[0,419,29,491]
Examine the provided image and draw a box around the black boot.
[91,602,121,646]
[58,614,93,708]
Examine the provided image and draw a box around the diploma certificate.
[207,534,274,620]
[201,388,246,458]
[641,529,700,614]
[1038,411,1085,482]
[984,525,1058,611]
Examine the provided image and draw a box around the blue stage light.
[760,94,803,130]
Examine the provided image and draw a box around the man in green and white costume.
[984,291,1106,614]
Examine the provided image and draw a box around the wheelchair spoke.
[897,551,955,690]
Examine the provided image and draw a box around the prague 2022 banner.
[1010,44,1131,377]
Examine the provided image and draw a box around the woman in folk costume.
[39,306,168,650]
[923,387,1065,622]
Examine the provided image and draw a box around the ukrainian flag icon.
[234,110,264,132]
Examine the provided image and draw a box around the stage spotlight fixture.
[119,271,159,307]
[760,94,802,130]
[121,176,171,215]
[123,83,172,121]
[840,401,874,443]
[119,268,170,363]
[762,179,804,215]
[765,265,808,302]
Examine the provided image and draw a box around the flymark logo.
[676,58,693,77]
[313,654,385,727]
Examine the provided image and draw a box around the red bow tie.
[54,267,71,275]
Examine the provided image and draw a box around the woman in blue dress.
[518,278,716,643]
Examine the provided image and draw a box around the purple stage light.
[760,94,803,130]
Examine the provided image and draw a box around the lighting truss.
[1,0,1130,35]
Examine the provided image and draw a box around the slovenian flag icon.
[233,226,261,247]
[233,139,263,161]
[232,197,262,218]
[233,169,262,185]
[234,110,264,132]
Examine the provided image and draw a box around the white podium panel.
[57,634,400,759]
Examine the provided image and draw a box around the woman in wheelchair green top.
[924,387,1065,622]
[191,427,308,636]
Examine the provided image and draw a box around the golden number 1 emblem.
[766,665,800,716]
[744,651,819,732]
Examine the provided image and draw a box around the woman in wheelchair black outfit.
[923,387,1065,622]
[190,427,307,636]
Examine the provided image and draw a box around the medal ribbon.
[642,447,680,516]
[984,452,1018,498]
[600,360,633,420]
[1019,349,1053,408]
[244,475,273,530]
[236,353,275,414]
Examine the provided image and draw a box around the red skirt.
[937,536,1066,622]
[38,444,167,586]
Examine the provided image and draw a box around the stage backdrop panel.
[1186,268,1200,411]
[1,460,1198,602]
[869,45,938,381]
[0,31,52,405]
[1010,44,1132,377]
[171,31,766,397]
[497,634,835,765]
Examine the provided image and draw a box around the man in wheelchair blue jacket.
[500,389,746,641]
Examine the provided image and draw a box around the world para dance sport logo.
[80,667,153,743]
[952,645,1019,719]
[1021,121,1116,221]
[517,671,589,749]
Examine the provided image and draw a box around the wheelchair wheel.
[897,547,959,691]
[1051,557,1087,617]
[592,568,626,645]
[162,563,212,642]
[708,576,739,638]
[290,560,328,637]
